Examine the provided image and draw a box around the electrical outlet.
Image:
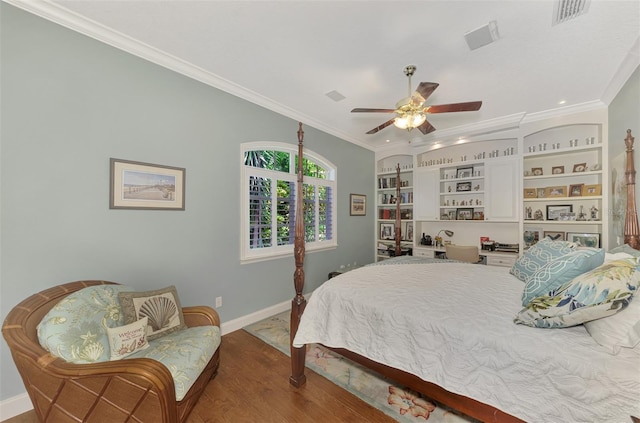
[215,296,222,308]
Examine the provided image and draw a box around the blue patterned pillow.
[514,257,640,328]
[510,237,577,282]
[521,248,605,305]
[37,284,134,363]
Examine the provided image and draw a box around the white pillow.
[584,296,640,354]
[107,316,150,360]
[604,251,633,263]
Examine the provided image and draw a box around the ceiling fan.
[351,65,482,135]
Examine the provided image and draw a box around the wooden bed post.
[290,122,307,387]
[624,129,640,249]
[394,163,402,257]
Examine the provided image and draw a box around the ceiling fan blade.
[415,82,439,102]
[351,108,396,113]
[417,119,436,135]
[366,119,395,134]
[426,101,482,114]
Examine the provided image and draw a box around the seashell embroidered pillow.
[118,286,186,341]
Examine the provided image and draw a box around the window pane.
[318,186,332,241]
[303,184,315,242]
[248,176,271,248]
[276,180,294,245]
[245,150,290,172]
[295,155,327,180]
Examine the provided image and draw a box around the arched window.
[241,142,337,262]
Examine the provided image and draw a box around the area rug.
[244,311,478,423]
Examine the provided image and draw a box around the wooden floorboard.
[3,329,397,423]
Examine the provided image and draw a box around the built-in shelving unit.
[522,123,606,248]
[376,154,413,261]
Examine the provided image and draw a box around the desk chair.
[445,245,480,263]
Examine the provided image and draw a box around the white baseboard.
[0,393,32,422]
[1,299,296,421]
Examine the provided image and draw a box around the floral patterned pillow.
[514,257,640,328]
[37,284,134,363]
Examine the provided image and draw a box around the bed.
[289,125,640,422]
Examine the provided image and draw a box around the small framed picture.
[380,223,395,240]
[583,184,602,196]
[572,163,587,173]
[536,188,547,198]
[546,185,567,197]
[544,231,565,241]
[547,204,573,221]
[567,232,600,248]
[456,208,473,220]
[523,188,537,198]
[456,167,474,179]
[456,181,472,192]
[109,158,185,210]
[551,166,565,175]
[349,193,366,216]
[403,221,413,241]
[531,167,543,176]
[473,211,485,220]
[569,184,584,197]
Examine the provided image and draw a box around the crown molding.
[4,0,374,152]
[600,36,640,105]
[520,100,607,124]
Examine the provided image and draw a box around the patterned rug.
[244,311,478,422]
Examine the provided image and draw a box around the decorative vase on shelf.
[524,231,536,247]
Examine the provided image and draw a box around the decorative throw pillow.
[510,237,577,282]
[584,295,640,354]
[608,244,640,257]
[521,248,605,306]
[107,316,149,360]
[37,284,134,363]
[514,257,640,328]
[118,286,186,340]
[604,252,633,263]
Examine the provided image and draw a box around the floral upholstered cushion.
[128,325,221,401]
[510,237,577,282]
[521,248,605,306]
[37,284,134,363]
[514,257,640,328]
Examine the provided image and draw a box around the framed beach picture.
[546,204,572,221]
[567,232,600,248]
[350,194,366,216]
[583,184,602,196]
[545,185,567,197]
[110,158,185,210]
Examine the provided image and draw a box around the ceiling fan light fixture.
[394,110,426,130]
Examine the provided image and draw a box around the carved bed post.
[624,129,640,249]
[290,122,307,387]
[394,163,402,256]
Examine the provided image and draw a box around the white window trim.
[240,142,337,263]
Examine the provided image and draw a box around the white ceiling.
[9,0,640,151]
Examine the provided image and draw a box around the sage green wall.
[0,3,374,401]
[608,66,640,247]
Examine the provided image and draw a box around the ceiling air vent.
[552,0,591,26]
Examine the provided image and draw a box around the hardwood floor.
[4,329,396,423]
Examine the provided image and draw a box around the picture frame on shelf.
[572,163,587,173]
[523,188,537,198]
[546,185,567,197]
[569,184,584,197]
[456,208,473,220]
[558,212,576,221]
[456,181,472,192]
[583,184,602,196]
[349,194,366,216]
[567,232,600,248]
[546,204,573,221]
[473,211,484,220]
[543,231,565,241]
[109,158,185,210]
[403,221,413,241]
[536,188,547,198]
[531,167,543,176]
[551,166,565,175]
[456,167,474,178]
[380,223,395,240]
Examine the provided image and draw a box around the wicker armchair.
[2,280,221,423]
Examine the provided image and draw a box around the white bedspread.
[292,262,640,422]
